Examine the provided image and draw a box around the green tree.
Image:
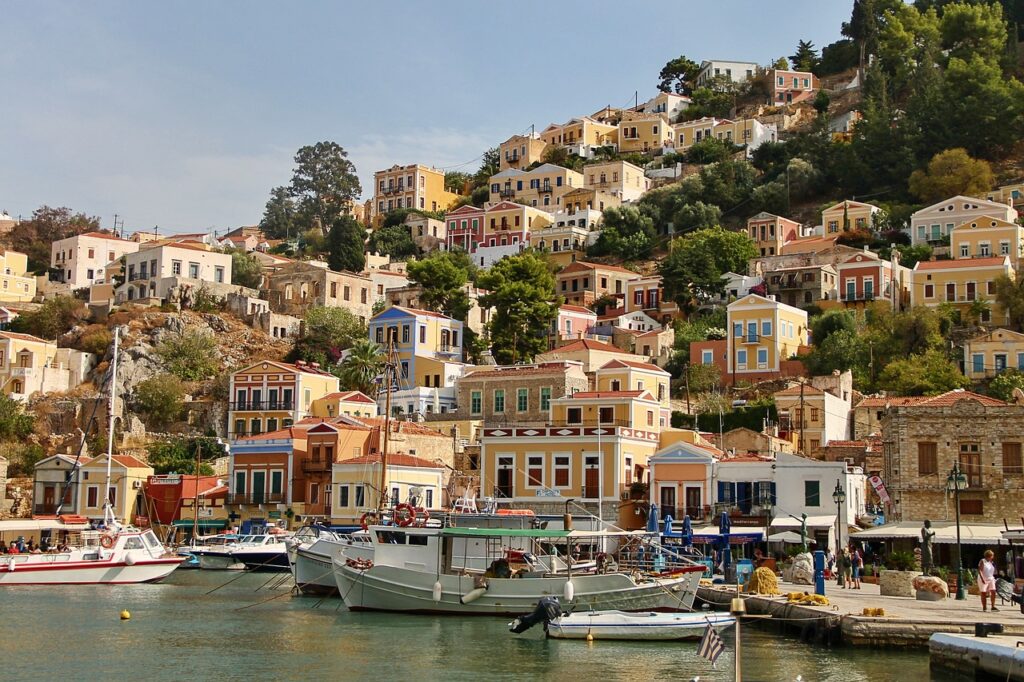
[660,226,757,308]
[698,159,757,209]
[844,0,906,77]
[811,309,857,347]
[813,89,831,115]
[908,148,995,202]
[444,171,471,194]
[0,394,34,439]
[658,54,701,94]
[750,181,789,216]
[327,214,366,273]
[588,205,657,260]
[772,57,791,70]
[229,250,263,289]
[993,274,1024,330]
[685,363,722,394]
[134,374,185,428]
[10,206,102,274]
[791,39,820,72]
[876,348,969,395]
[672,202,722,234]
[157,329,219,381]
[406,250,474,321]
[988,369,1024,402]
[938,1,1008,66]
[892,243,933,268]
[473,147,500,187]
[801,329,871,386]
[146,437,218,476]
[685,138,739,164]
[338,339,385,397]
[10,296,87,340]
[259,186,299,240]
[288,141,362,233]
[683,80,737,120]
[292,306,367,370]
[477,252,560,365]
[367,224,419,260]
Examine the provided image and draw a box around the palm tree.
[339,339,385,397]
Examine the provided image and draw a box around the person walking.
[851,544,864,589]
[978,550,998,612]
[841,547,853,589]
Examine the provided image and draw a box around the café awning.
[851,521,1006,546]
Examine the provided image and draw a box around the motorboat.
[288,527,374,595]
[197,534,291,572]
[175,533,239,569]
[333,525,705,615]
[510,598,736,640]
[0,528,184,585]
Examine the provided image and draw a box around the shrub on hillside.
[134,374,186,428]
[157,330,219,381]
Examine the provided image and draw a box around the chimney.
[295,360,305,367]
[310,362,320,369]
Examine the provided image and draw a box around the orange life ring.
[359,512,378,532]
[99,534,115,549]
[345,557,374,570]
[394,503,416,527]
[415,507,430,528]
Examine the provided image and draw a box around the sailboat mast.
[192,439,201,542]
[379,339,393,513]
[103,328,120,528]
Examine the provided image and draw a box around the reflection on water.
[0,571,952,681]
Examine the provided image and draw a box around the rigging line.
[57,350,116,513]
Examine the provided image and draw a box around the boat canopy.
[439,527,655,539]
[171,520,228,529]
[0,519,90,533]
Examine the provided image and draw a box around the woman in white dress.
[977,549,998,612]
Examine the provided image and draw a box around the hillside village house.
[116,241,233,304]
[910,256,1013,325]
[228,360,339,438]
[370,164,460,222]
[361,268,411,304]
[76,454,153,524]
[820,200,881,235]
[227,426,305,525]
[0,249,35,302]
[747,213,801,257]
[143,474,228,531]
[50,232,139,289]
[267,261,374,322]
[986,183,1024,212]
[648,439,717,521]
[331,453,445,523]
[881,390,1024,523]
[479,389,664,516]
[499,133,548,171]
[0,332,94,400]
[551,305,598,346]
[556,260,635,307]
[673,118,775,155]
[773,376,853,456]
[765,68,819,104]
[455,361,589,426]
[540,117,618,158]
[617,113,674,154]
[595,307,661,335]
[836,250,905,309]
[445,204,485,253]
[300,421,374,521]
[536,338,639,374]
[32,454,81,514]
[949,216,1024,269]
[594,358,671,426]
[763,263,838,308]
[533,210,603,266]
[624,275,678,324]
[474,201,552,269]
[405,214,446,253]
[488,164,585,209]
[310,391,379,420]
[639,91,692,122]
[582,160,650,202]
[909,196,1018,248]
[962,328,1024,380]
[695,59,758,87]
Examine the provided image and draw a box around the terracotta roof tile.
[568,390,647,399]
[560,304,596,315]
[341,452,442,468]
[598,358,670,374]
[914,257,1009,271]
[547,338,629,354]
[559,260,638,276]
[354,417,449,438]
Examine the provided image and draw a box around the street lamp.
[759,488,773,556]
[832,481,846,586]
[946,463,968,600]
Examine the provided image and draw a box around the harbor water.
[0,571,954,681]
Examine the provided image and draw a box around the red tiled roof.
[598,358,670,374]
[355,417,450,438]
[855,396,930,408]
[598,307,627,320]
[235,427,298,442]
[321,391,377,404]
[548,338,630,354]
[79,231,130,242]
[464,364,574,379]
[914,257,1008,271]
[823,440,867,448]
[855,390,1006,408]
[341,453,442,468]
[569,390,647,399]
[0,331,49,344]
[392,305,453,319]
[774,383,825,396]
[559,260,637,276]
[560,304,596,315]
[96,454,150,468]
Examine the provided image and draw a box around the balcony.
[301,459,333,474]
[840,292,876,302]
[507,152,520,163]
[229,400,296,411]
[538,184,554,194]
[775,277,817,290]
[382,185,406,196]
[227,492,285,506]
[499,188,516,199]
[739,334,761,344]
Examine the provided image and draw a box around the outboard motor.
[508,597,562,634]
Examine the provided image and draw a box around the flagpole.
[730,596,746,681]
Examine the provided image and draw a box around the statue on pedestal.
[921,519,936,574]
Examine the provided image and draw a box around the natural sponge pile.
[746,567,780,595]
[786,592,830,606]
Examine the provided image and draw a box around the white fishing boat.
[333,525,704,616]
[288,527,374,595]
[0,527,183,585]
[194,534,289,571]
[510,600,736,640]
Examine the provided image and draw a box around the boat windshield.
[141,531,161,549]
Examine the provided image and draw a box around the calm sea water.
[0,570,951,681]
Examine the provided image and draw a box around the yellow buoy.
[120,610,131,620]
[586,632,594,642]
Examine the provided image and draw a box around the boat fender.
[432,580,443,603]
[6,559,13,572]
[394,503,416,528]
[460,587,487,604]
[345,558,374,571]
[563,580,575,602]
[100,534,115,549]
[125,554,136,566]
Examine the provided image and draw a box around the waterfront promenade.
[699,578,1024,648]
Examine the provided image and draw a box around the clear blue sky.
[1,1,852,234]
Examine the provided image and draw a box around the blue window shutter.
[517,180,523,190]
[717,481,726,503]
[770,482,777,505]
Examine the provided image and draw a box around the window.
[401,325,410,343]
[339,485,350,508]
[494,389,505,413]
[517,388,528,412]
[309,482,320,505]
[959,499,984,515]
[270,471,283,495]
[809,407,820,422]
[959,442,982,488]
[527,456,543,486]
[995,354,1007,372]
[188,262,199,278]
[214,266,224,283]
[470,391,482,415]
[736,349,747,369]
[918,442,938,475]
[419,326,426,343]
[598,406,614,424]
[355,485,365,507]
[540,387,551,411]
[567,407,582,424]
[87,486,98,508]
[756,348,767,368]
[647,410,654,426]
[400,361,409,378]
[344,285,351,301]
[172,260,182,276]
[761,321,771,337]
[554,456,570,487]
[924,284,934,299]
[804,480,820,507]
[701,350,713,365]
[1003,442,1022,475]
[375,327,384,343]
[972,354,984,374]
[1001,240,1010,255]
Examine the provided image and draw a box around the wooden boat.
[509,598,735,640]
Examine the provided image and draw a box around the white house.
[116,242,233,303]
[695,60,759,87]
[720,272,762,300]
[50,232,140,289]
[909,195,1018,247]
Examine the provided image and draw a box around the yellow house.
[499,133,548,171]
[594,358,671,425]
[369,305,465,394]
[78,454,154,523]
[371,164,460,222]
[310,391,380,419]
[481,202,553,247]
[0,332,64,399]
[986,183,1024,211]
[487,163,585,210]
[910,256,1013,325]
[673,117,721,149]
[963,328,1024,380]
[228,360,340,438]
[330,453,445,523]
[617,113,673,154]
[726,294,808,382]
[540,117,618,153]
[950,216,1024,269]
[0,249,35,302]
[582,160,650,202]
[821,200,882,235]
[536,338,638,374]
[479,389,663,515]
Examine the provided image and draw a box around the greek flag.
[697,623,725,666]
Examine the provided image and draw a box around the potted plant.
[629,481,649,500]
[861,564,879,585]
[879,550,920,597]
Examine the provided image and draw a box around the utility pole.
[798,380,806,455]
[683,362,691,415]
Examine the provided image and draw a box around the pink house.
[551,304,598,346]
[445,205,485,252]
[767,69,819,105]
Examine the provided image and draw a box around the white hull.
[292,538,374,595]
[546,611,736,640]
[197,554,245,570]
[334,559,702,615]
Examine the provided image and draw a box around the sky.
[1,1,852,235]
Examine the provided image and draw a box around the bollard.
[813,550,825,597]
